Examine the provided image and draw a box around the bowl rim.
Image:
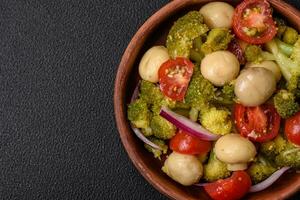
[114,0,300,199]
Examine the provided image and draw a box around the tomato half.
[158,57,194,101]
[285,111,300,146]
[170,130,212,155]
[232,0,277,44]
[234,104,280,142]
[204,171,251,200]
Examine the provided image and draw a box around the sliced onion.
[249,167,291,193]
[131,127,162,150]
[194,183,210,187]
[159,107,220,141]
[130,81,141,102]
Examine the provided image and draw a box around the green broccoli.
[273,90,299,119]
[185,66,215,120]
[166,11,209,58]
[151,97,176,115]
[214,82,236,105]
[150,115,176,139]
[170,101,191,118]
[275,17,298,44]
[266,39,300,98]
[127,99,152,132]
[247,154,277,184]
[201,28,233,54]
[244,45,275,63]
[199,107,232,135]
[203,151,231,182]
[144,137,168,160]
[275,143,300,169]
[190,36,205,63]
[282,27,298,45]
[139,80,163,105]
[291,37,300,63]
[274,38,294,56]
[261,134,300,169]
[260,134,288,158]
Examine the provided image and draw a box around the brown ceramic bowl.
[114,0,300,199]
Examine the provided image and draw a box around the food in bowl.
[126,0,300,199]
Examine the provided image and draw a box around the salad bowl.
[114,0,300,199]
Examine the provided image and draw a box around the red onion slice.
[131,127,162,150]
[130,81,141,102]
[249,167,291,193]
[194,183,210,187]
[159,107,220,141]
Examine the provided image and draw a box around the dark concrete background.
[0,0,299,199]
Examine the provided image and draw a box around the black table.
[0,0,299,199]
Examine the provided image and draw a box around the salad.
[127,0,300,199]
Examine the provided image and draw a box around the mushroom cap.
[215,134,257,164]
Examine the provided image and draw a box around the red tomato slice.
[170,130,212,155]
[285,111,300,146]
[158,57,194,101]
[204,171,251,200]
[232,0,277,44]
[234,104,280,142]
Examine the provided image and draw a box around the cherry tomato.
[232,0,277,44]
[158,57,194,101]
[170,130,212,155]
[234,104,280,142]
[204,171,251,200]
[285,111,300,146]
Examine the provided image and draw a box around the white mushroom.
[245,61,282,82]
[162,152,203,186]
[234,67,276,106]
[199,2,234,29]
[139,46,170,83]
[201,51,240,86]
[215,134,257,171]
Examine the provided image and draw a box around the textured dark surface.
[0,0,299,200]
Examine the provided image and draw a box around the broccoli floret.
[170,102,191,118]
[261,134,300,169]
[185,66,215,121]
[214,82,235,105]
[274,38,294,56]
[247,154,277,184]
[261,134,288,158]
[150,115,176,139]
[127,99,152,132]
[275,17,298,44]
[190,36,205,63]
[244,45,275,63]
[287,73,300,99]
[275,143,300,169]
[266,39,300,96]
[282,27,298,45]
[185,66,215,111]
[201,28,233,54]
[273,90,299,119]
[166,11,209,58]
[291,38,300,63]
[151,97,176,115]
[199,107,232,135]
[144,137,168,160]
[203,151,231,182]
[139,80,163,105]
